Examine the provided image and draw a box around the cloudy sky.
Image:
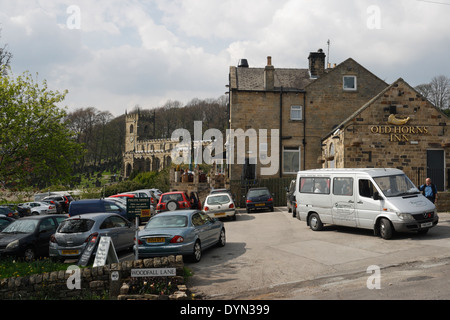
[1,0,449,116]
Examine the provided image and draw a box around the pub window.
[343,76,357,91]
[290,105,303,121]
[283,146,301,174]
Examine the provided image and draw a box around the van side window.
[359,179,375,198]
[300,177,330,194]
[333,178,353,196]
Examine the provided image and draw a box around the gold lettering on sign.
[369,119,428,143]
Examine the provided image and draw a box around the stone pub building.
[227,50,449,209]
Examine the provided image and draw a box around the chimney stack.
[264,56,275,90]
[308,49,326,78]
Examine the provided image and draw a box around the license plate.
[214,212,226,216]
[147,237,165,243]
[421,222,433,228]
[255,203,265,206]
[62,250,79,255]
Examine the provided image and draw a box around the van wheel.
[379,218,393,239]
[309,213,323,231]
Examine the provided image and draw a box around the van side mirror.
[373,191,383,200]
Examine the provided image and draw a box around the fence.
[229,177,294,208]
[414,167,448,191]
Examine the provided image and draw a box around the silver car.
[22,202,57,215]
[49,212,136,261]
[203,193,236,220]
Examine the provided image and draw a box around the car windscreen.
[247,189,270,197]
[2,219,38,233]
[145,215,188,229]
[58,219,95,233]
[373,174,420,197]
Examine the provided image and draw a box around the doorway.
[427,149,445,191]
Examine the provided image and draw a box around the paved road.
[185,208,450,300]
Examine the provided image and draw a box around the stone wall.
[0,255,186,300]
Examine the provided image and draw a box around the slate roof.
[232,67,313,91]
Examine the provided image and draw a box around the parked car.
[203,193,236,220]
[245,187,274,213]
[286,179,296,217]
[49,212,135,262]
[68,199,129,220]
[108,194,136,202]
[22,202,57,215]
[149,188,163,200]
[130,189,158,205]
[41,199,64,214]
[42,194,73,213]
[0,206,18,219]
[0,215,14,231]
[135,210,226,262]
[0,215,67,260]
[156,191,192,213]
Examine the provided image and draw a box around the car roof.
[153,209,198,217]
[66,212,121,220]
[161,191,185,195]
[206,193,231,197]
[21,214,68,220]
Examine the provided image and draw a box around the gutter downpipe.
[303,93,306,170]
[279,86,283,178]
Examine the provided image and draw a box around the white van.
[295,168,438,239]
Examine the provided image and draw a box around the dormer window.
[343,76,357,91]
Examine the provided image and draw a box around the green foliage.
[0,257,68,279]
[103,168,170,196]
[0,71,84,189]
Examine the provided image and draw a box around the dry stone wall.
[0,255,186,300]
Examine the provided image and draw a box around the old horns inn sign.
[370,114,429,143]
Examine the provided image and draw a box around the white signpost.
[93,236,119,267]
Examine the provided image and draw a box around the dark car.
[0,206,18,219]
[68,199,129,220]
[286,179,296,217]
[0,214,67,260]
[42,198,64,214]
[0,216,14,231]
[43,194,73,213]
[245,187,274,213]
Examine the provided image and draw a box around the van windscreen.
[373,174,419,197]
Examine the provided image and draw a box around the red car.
[156,191,201,213]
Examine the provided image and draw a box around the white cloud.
[0,0,449,116]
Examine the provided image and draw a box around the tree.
[0,71,84,189]
[0,31,12,76]
[416,75,450,110]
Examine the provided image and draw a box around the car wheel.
[379,218,393,240]
[192,240,202,262]
[309,213,323,231]
[217,228,226,247]
[32,211,39,215]
[166,200,178,211]
[24,247,36,261]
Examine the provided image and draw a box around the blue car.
[135,210,225,262]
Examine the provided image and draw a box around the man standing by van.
[419,178,438,204]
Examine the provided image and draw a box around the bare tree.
[416,75,450,110]
[0,30,13,75]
